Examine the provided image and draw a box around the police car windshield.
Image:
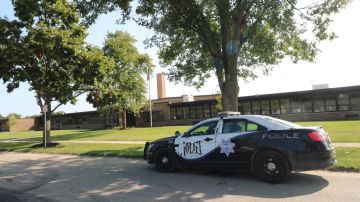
[264,117,302,129]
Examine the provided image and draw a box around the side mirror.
[175,131,181,136]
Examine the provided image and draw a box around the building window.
[252,101,260,115]
[280,99,290,114]
[338,93,350,111]
[210,103,218,117]
[170,106,183,120]
[325,95,337,112]
[196,105,204,119]
[243,102,251,114]
[313,96,325,112]
[189,106,197,119]
[302,97,313,113]
[270,99,280,114]
[261,100,270,115]
[183,106,189,119]
[203,103,211,118]
[351,93,360,110]
[143,111,161,122]
[291,97,302,113]
[238,102,243,114]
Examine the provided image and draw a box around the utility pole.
[42,104,48,147]
[148,72,153,127]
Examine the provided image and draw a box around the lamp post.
[148,74,153,128]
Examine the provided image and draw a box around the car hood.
[151,135,177,143]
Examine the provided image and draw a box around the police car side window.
[246,121,267,132]
[222,119,246,133]
[188,121,218,136]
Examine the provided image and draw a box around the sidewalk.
[0,140,146,144]
[0,140,359,147]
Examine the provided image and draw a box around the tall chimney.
[157,73,166,99]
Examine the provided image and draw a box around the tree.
[6,113,21,119]
[87,31,154,129]
[52,111,65,116]
[6,113,20,132]
[0,0,112,144]
[76,0,350,111]
[0,114,6,120]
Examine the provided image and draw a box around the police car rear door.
[215,118,265,164]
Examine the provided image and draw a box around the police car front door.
[175,120,218,161]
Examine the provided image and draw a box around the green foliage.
[6,113,21,119]
[216,94,223,112]
[0,114,5,120]
[0,0,113,140]
[6,113,19,130]
[74,0,132,26]
[75,0,350,111]
[134,0,350,85]
[52,111,65,116]
[87,31,154,115]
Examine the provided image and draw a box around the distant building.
[1,75,360,132]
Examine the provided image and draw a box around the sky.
[1,0,360,117]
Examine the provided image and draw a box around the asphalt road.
[0,152,359,202]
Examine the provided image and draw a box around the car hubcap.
[162,157,168,164]
[266,162,276,171]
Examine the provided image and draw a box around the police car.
[144,113,336,182]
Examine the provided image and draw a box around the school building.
[1,74,360,132]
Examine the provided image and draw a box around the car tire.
[154,148,176,172]
[254,150,289,183]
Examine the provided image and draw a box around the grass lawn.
[0,142,358,172]
[0,120,359,143]
[0,126,190,142]
[0,142,144,158]
[331,147,360,172]
[297,120,360,143]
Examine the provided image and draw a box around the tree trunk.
[122,110,127,129]
[220,54,240,112]
[221,75,239,112]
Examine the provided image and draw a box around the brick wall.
[10,118,35,132]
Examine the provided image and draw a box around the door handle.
[204,137,213,142]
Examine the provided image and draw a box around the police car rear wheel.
[255,151,289,183]
[154,149,176,172]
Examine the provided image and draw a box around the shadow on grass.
[22,129,108,142]
[82,147,144,158]
[0,142,38,152]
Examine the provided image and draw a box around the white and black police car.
[144,112,336,183]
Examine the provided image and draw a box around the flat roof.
[239,85,360,100]
[169,85,360,106]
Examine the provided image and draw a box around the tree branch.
[51,91,84,113]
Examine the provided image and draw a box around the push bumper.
[144,142,154,164]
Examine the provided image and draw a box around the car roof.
[222,115,302,130]
[190,115,302,131]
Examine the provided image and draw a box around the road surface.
[0,152,359,202]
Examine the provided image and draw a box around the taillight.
[307,131,326,142]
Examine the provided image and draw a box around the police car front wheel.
[154,148,176,172]
[255,150,289,183]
